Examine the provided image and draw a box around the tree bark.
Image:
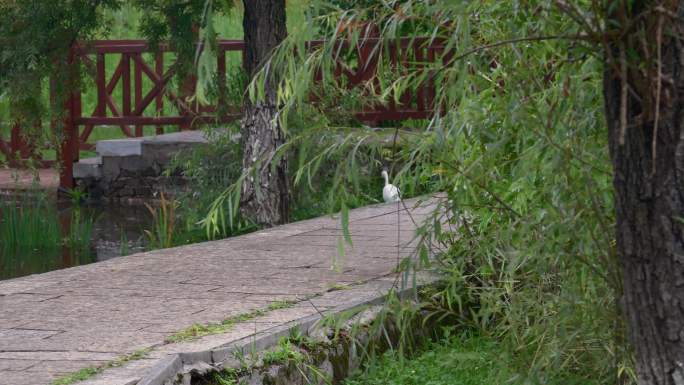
[240,0,289,226]
[603,3,684,384]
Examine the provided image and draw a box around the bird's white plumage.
[381,170,401,203]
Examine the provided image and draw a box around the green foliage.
[51,366,101,385]
[0,200,61,253]
[134,0,232,85]
[241,0,631,383]
[119,231,130,257]
[267,300,297,311]
[0,198,92,254]
[143,192,178,250]
[0,0,119,122]
[287,327,319,351]
[169,126,257,240]
[64,208,94,253]
[0,0,241,162]
[0,196,96,280]
[208,371,238,385]
[262,338,306,366]
[345,330,566,385]
[0,0,312,166]
[146,127,261,248]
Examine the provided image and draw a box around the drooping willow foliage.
[0,0,231,144]
[0,0,119,126]
[205,0,630,383]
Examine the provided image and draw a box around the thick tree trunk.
[240,0,288,226]
[604,4,684,384]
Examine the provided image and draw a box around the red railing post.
[122,53,131,119]
[9,122,23,166]
[217,48,226,117]
[58,47,79,191]
[134,53,143,136]
[155,51,164,135]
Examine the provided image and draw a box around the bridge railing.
[2,37,446,188]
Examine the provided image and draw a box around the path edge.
[137,275,440,385]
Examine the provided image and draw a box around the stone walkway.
[0,197,438,385]
[0,169,59,192]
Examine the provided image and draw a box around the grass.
[207,370,239,385]
[0,197,97,280]
[0,201,61,253]
[198,330,322,385]
[143,192,178,250]
[51,348,151,385]
[64,209,95,252]
[343,330,604,385]
[343,333,511,385]
[165,300,297,343]
[52,367,101,385]
[261,338,306,365]
[0,200,93,253]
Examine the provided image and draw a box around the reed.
[0,200,93,253]
[144,193,178,250]
[0,201,61,253]
[64,209,94,252]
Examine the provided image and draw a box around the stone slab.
[96,139,143,157]
[73,157,102,179]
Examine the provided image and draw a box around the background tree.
[239,0,289,226]
[602,2,684,384]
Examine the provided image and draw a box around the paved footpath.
[0,169,59,193]
[0,197,438,385]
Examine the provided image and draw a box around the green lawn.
[344,332,602,385]
[344,334,512,385]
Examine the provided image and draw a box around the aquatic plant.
[0,199,94,254]
[64,208,94,252]
[0,201,61,253]
[119,231,130,256]
[144,192,178,249]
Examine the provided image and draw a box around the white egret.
[381,169,400,203]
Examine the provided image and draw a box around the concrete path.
[0,197,438,385]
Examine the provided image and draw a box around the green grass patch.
[344,331,602,385]
[345,334,510,385]
[51,367,100,385]
[51,348,151,385]
[262,338,306,366]
[165,300,297,343]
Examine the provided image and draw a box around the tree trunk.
[604,3,684,384]
[240,0,288,226]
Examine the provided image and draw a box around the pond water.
[0,195,155,281]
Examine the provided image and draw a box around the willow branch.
[443,35,588,69]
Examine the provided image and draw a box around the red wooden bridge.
[0,37,446,190]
